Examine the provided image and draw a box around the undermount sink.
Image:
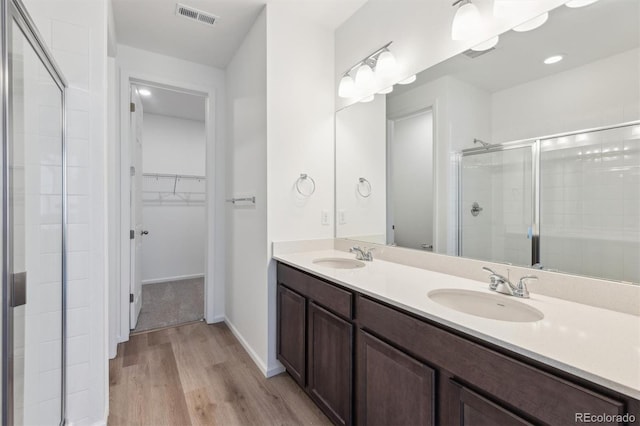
[428,289,544,323]
[312,257,366,269]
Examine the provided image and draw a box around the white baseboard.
[142,273,204,285]
[224,317,271,377]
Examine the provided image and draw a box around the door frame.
[117,73,215,343]
[386,107,436,251]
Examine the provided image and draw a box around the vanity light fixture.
[338,41,397,99]
[565,0,599,8]
[138,88,152,97]
[338,74,356,98]
[355,63,376,93]
[493,0,539,20]
[398,74,416,85]
[451,0,483,41]
[543,54,564,65]
[378,86,393,95]
[471,36,499,52]
[360,95,375,103]
[513,12,549,32]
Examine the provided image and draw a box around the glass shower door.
[3,6,66,425]
[460,146,534,266]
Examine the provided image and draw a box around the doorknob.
[141,230,149,236]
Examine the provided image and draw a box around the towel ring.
[357,177,372,198]
[295,173,316,197]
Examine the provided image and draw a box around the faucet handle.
[482,266,502,290]
[515,275,537,298]
[482,266,497,275]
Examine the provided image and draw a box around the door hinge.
[130,102,135,112]
[130,166,136,176]
[130,229,135,240]
[130,294,134,303]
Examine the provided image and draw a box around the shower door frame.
[1,0,68,424]
[458,120,640,268]
[459,140,540,266]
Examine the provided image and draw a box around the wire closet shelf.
[142,173,206,204]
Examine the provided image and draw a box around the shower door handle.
[11,271,27,307]
[421,244,433,251]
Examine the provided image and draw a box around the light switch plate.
[321,210,329,225]
[338,210,346,225]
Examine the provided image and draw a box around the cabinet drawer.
[278,263,353,319]
[357,295,625,426]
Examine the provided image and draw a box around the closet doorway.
[129,83,207,333]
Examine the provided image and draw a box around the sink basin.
[312,257,365,269]
[428,289,544,323]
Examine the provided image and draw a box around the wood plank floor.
[109,321,330,426]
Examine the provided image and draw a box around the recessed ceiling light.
[398,75,416,85]
[138,88,152,97]
[544,54,564,65]
[565,0,599,8]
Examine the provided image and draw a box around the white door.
[389,110,434,250]
[129,87,144,328]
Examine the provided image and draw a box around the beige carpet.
[133,277,204,333]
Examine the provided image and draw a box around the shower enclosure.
[2,0,68,424]
[460,121,640,284]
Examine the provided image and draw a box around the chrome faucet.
[350,246,374,261]
[482,267,536,299]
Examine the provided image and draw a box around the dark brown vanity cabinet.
[276,263,638,426]
[276,285,306,386]
[277,263,353,425]
[356,330,435,426]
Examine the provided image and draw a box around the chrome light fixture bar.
[338,41,395,99]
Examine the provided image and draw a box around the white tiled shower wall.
[24,0,108,424]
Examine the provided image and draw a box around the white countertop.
[274,249,640,400]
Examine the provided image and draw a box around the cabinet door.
[277,284,306,386]
[451,381,533,426]
[357,331,435,426]
[308,302,353,426]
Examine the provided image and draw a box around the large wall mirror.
[335,0,639,285]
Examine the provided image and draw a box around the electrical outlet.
[321,210,329,225]
[338,210,346,225]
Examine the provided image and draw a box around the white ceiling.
[134,84,206,121]
[393,0,639,96]
[112,0,368,69]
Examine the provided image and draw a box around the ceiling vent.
[175,3,218,27]
[462,47,496,59]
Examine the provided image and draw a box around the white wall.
[265,2,336,374]
[491,48,640,143]
[142,114,206,175]
[141,113,205,284]
[336,96,387,241]
[24,0,108,424]
[113,44,226,344]
[224,8,269,374]
[335,0,566,110]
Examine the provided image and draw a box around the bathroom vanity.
[274,252,640,426]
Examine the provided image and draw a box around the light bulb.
[471,36,499,52]
[565,0,599,8]
[138,88,151,97]
[398,75,416,85]
[451,1,482,41]
[338,74,356,98]
[378,86,393,95]
[375,50,396,79]
[355,63,375,93]
[513,12,548,32]
[360,95,375,103]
